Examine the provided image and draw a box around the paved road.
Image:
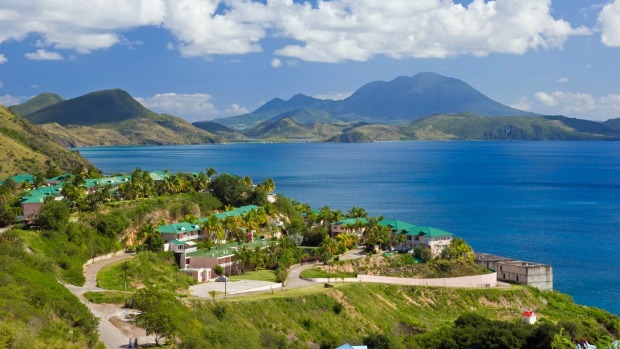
[64,252,155,349]
[285,247,366,288]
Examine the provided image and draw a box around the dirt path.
[64,252,156,349]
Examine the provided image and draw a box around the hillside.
[0,106,94,177]
[14,89,222,146]
[213,72,536,129]
[401,114,620,141]
[9,92,64,116]
[246,115,343,141]
[192,121,247,140]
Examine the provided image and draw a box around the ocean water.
[77,141,620,315]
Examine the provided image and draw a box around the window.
[516,275,519,282]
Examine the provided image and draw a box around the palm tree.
[138,222,157,245]
[206,167,217,179]
[202,215,222,245]
[347,206,369,219]
[194,172,208,192]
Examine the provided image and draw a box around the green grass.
[300,267,357,279]
[96,251,196,292]
[84,291,134,304]
[228,269,277,282]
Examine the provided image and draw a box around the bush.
[275,266,288,283]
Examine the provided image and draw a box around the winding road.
[64,252,155,349]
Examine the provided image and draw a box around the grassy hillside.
[401,114,620,140]
[247,116,342,141]
[41,123,132,147]
[24,89,156,126]
[192,121,247,140]
[15,89,222,146]
[9,92,64,116]
[0,106,94,177]
[0,231,102,348]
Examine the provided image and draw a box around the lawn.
[84,290,134,304]
[300,267,356,279]
[228,269,277,282]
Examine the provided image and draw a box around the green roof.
[149,171,170,181]
[409,226,453,237]
[379,219,452,237]
[197,205,259,223]
[187,240,271,258]
[334,218,368,226]
[10,174,35,184]
[158,222,202,234]
[379,219,417,233]
[20,194,47,204]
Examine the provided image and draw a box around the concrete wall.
[302,272,498,288]
[84,249,127,267]
[357,272,497,288]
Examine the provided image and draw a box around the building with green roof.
[181,239,273,276]
[330,218,369,239]
[158,222,204,247]
[381,219,453,257]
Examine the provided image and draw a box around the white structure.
[521,311,537,324]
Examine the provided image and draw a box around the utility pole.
[124,260,127,291]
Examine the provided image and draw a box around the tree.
[134,287,177,345]
[363,333,392,349]
[206,167,217,179]
[210,174,245,206]
[36,200,70,231]
[347,206,368,219]
[141,232,164,252]
[447,238,474,262]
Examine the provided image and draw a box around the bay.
[77,141,620,315]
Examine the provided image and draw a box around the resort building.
[474,253,553,290]
[179,240,272,278]
[330,218,368,239]
[158,222,204,254]
[380,220,453,257]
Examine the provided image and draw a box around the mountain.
[246,115,343,141]
[15,89,222,146]
[213,72,536,129]
[192,121,247,140]
[23,89,157,126]
[331,73,535,123]
[0,106,94,177]
[400,114,620,141]
[9,92,64,117]
[604,118,620,131]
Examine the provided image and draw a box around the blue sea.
[77,141,620,315]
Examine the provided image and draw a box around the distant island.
[5,72,620,146]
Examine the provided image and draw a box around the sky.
[0,0,620,122]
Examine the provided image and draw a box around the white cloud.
[0,94,21,106]
[271,0,591,62]
[0,0,591,62]
[0,54,6,63]
[599,0,620,47]
[24,49,63,60]
[515,91,620,120]
[223,103,249,116]
[136,92,218,122]
[313,91,353,100]
[270,58,282,68]
[557,77,569,83]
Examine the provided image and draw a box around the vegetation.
[13,89,222,146]
[0,106,95,177]
[90,281,620,349]
[0,230,102,348]
[96,252,196,293]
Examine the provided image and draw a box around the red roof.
[522,311,535,317]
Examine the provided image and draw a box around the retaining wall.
[84,249,127,267]
[357,272,497,288]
